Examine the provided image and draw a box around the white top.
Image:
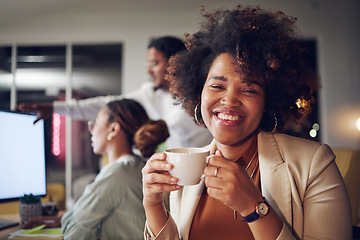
[54,82,213,148]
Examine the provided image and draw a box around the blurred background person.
[16,36,212,149]
[25,99,169,240]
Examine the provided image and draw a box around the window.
[0,43,122,201]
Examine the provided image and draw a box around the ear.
[109,121,121,136]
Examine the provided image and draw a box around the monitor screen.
[0,109,47,203]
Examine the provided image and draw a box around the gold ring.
[214,167,219,177]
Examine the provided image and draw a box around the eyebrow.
[209,75,264,87]
[208,76,227,81]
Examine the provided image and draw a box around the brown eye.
[210,84,224,90]
[244,89,257,93]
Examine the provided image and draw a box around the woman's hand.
[142,152,182,235]
[204,150,263,216]
[142,152,182,207]
[23,216,61,229]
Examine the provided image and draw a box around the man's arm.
[53,95,123,120]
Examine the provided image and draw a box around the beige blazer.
[145,132,352,240]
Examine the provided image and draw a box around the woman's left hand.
[204,150,263,215]
[23,216,61,229]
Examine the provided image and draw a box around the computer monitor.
[0,109,47,202]
[0,109,47,229]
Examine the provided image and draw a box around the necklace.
[234,150,259,220]
[244,150,258,173]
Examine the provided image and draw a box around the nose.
[87,120,94,132]
[146,65,152,74]
[146,62,155,74]
[220,94,242,108]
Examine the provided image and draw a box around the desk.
[0,215,63,240]
[0,215,21,240]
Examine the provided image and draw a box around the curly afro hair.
[167,6,319,132]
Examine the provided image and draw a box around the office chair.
[333,148,360,226]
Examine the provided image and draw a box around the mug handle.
[206,154,215,164]
[200,154,215,180]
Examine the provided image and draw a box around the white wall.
[0,0,359,149]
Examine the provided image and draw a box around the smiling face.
[89,107,112,155]
[146,47,168,89]
[201,53,266,147]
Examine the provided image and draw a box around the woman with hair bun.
[61,99,169,239]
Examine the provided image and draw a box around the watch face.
[257,202,269,215]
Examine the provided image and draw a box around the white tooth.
[218,113,239,121]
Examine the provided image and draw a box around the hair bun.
[134,120,169,158]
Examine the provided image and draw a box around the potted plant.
[19,193,42,224]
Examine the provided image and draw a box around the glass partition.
[1,43,122,201]
[0,46,12,110]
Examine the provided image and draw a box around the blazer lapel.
[177,140,217,239]
[258,132,293,226]
[178,181,204,239]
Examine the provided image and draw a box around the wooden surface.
[0,214,63,240]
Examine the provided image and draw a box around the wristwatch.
[241,197,270,223]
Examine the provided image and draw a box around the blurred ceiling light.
[309,129,317,138]
[330,105,360,142]
[295,97,312,113]
[356,117,360,132]
[295,98,303,109]
[15,55,65,63]
[312,123,320,131]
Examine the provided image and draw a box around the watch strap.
[241,197,270,223]
[241,211,260,223]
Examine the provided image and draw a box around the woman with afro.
[142,6,351,240]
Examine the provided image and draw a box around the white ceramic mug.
[165,147,211,186]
